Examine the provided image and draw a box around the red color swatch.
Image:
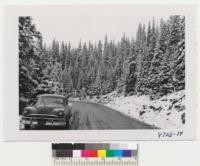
[81,150,97,157]
[88,150,97,157]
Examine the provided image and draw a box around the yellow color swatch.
[98,150,106,157]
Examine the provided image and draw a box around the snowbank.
[93,90,185,129]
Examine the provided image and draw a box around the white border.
[4,5,197,141]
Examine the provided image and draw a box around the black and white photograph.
[18,7,186,130]
[4,5,196,140]
[1,2,200,166]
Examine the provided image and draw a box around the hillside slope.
[93,90,185,129]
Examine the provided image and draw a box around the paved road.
[69,101,154,129]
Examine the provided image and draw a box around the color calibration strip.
[53,149,136,158]
[52,143,138,166]
[52,143,138,158]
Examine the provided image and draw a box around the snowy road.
[20,100,154,130]
[69,101,154,129]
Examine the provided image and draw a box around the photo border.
[4,4,197,141]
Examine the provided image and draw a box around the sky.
[31,5,182,47]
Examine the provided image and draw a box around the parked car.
[21,94,72,129]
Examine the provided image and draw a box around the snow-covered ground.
[91,90,185,129]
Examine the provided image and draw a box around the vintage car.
[21,94,72,129]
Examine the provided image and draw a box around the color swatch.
[52,143,138,158]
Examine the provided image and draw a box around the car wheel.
[24,124,31,130]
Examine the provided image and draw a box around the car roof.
[37,94,65,98]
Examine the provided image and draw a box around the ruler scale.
[52,158,137,166]
[52,143,138,166]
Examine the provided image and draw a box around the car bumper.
[21,117,66,127]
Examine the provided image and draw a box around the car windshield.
[35,96,64,106]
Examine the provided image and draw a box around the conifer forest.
[19,16,185,129]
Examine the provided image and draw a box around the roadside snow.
[92,90,185,129]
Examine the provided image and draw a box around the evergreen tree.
[20,15,185,101]
[62,66,73,93]
[60,41,66,70]
[19,16,50,113]
[170,16,185,91]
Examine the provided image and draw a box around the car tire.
[24,124,31,130]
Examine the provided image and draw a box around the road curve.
[69,100,154,130]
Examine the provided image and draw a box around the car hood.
[26,105,65,115]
